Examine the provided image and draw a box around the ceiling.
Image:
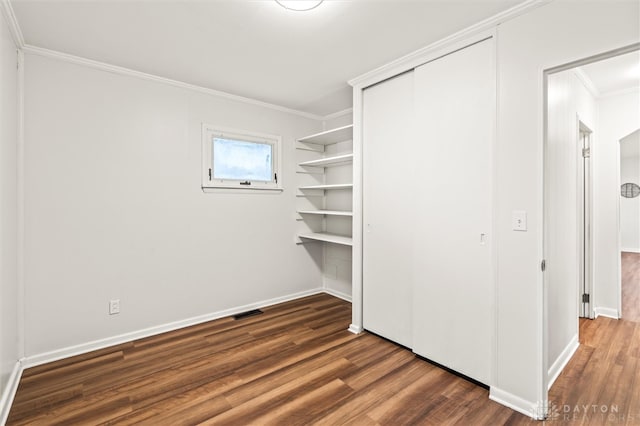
[580,50,640,96]
[11,0,525,117]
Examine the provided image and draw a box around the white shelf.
[298,232,353,246]
[298,153,353,168]
[295,124,354,253]
[298,210,353,217]
[299,183,353,190]
[297,125,353,145]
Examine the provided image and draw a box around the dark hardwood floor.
[9,294,530,425]
[8,255,640,426]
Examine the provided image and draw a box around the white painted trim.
[350,87,363,333]
[488,31,499,391]
[17,48,25,361]
[540,54,552,415]
[547,335,579,390]
[323,287,352,302]
[322,108,353,122]
[350,31,494,90]
[0,0,24,48]
[616,138,623,320]
[489,387,542,420]
[21,44,327,121]
[348,0,549,88]
[0,361,23,425]
[348,324,363,334]
[594,307,620,319]
[22,288,326,369]
[621,247,640,253]
[573,68,600,98]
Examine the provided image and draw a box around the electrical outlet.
[109,299,120,315]
[512,210,527,231]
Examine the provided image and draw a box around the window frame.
[201,124,283,191]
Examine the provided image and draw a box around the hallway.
[544,252,640,424]
[622,252,640,322]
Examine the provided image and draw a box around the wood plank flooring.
[8,294,530,425]
[8,254,640,426]
[540,252,640,425]
[543,317,640,425]
[622,252,640,322]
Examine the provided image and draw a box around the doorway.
[620,129,640,322]
[578,123,593,319]
[543,43,640,397]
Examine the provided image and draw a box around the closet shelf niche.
[295,124,353,246]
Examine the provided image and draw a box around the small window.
[202,124,282,191]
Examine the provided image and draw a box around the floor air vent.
[233,309,263,320]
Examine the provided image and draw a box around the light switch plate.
[512,210,527,231]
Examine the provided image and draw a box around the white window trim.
[201,123,283,192]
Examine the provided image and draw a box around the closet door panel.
[362,72,415,348]
[412,39,494,384]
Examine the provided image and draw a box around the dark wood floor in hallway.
[622,252,640,322]
[543,251,640,425]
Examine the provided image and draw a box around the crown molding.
[7,0,350,122]
[348,0,551,89]
[22,44,332,121]
[5,0,351,122]
[0,0,25,48]
[573,67,600,98]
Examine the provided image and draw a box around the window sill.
[201,186,284,194]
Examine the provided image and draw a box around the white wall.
[620,131,640,252]
[0,5,19,407]
[495,0,638,410]
[545,69,596,383]
[323,113,352,130]
[23,53,324,358]
[594,90,640,313]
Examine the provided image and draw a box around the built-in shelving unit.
[295,123,353,301]
[295,124,353,246]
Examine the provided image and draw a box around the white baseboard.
[489,387,541,420]
[323,287,352,302]
[621,247,640,253]
[548,335,579,390]
[594,307,620,319]
[3,287,348,419]
[348,324,363,334]
[23,287,326,369]
[0,360,23,425]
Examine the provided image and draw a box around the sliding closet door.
[362,72,415,348]
[412,39,494,384]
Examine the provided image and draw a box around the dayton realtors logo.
[535,402,635,423]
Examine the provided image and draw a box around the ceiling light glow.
[276,0,324,11]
